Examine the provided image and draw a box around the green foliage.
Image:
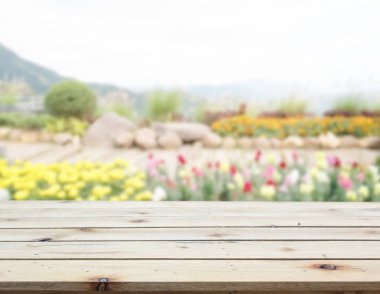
[0,94,17,106]
[44,80,97,119]
[147,90,181,121]
[0,113,51,129]
[44,117,89,136]
[333,94,363,113]
[376,156,380,170]
[106,102,134,119]
[277,97,309,114]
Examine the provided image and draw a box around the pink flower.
[327,156,341,168]
[230,165,237,176]
[357,172,365,182]
[254,150,262,162]
[177,155,187,165]
[338,175,353,191]
[263,165,275,180]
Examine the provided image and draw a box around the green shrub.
[44,117,89,136]
[0,113,52,129]
[44,80,97,119]
[147,90,181,121]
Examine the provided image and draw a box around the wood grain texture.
[1,260,380,291]
[1,241,379,260]
[1,202,380,293]
[1,227,379,242]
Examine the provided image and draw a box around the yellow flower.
[259,185,276,200]
[14,190,29,201]
[346,190,358,201]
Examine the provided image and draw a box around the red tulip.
[243,182,253,193]
[230,165,237,176]
[279,161,287,169]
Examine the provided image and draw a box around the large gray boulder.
[158,131,182,149]
[135,128,157,149]
[202,132,222,148]
[319,132,340,149]
[153,122,210,143]
[83,112,137,148]
[282,136,304,148]
[359,136,380,149]
[114,132,134,148]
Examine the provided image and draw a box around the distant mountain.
[0,42,123,94]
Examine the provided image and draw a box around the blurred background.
[1,0,380,119]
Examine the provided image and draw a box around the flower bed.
[0,159,151,201]
[1,152,379,202]
[146,152,380,201]
[212,115,380,138]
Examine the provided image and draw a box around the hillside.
[0,42,122,94]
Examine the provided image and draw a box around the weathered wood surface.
[1,202,380,293]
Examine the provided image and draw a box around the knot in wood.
[320,264,337,270]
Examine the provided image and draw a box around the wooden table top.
[1,201,380,293]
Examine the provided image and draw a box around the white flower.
[358,186,369,199]
[316,171,329,183]
[300,183,314,195]
[259,185,276,200]
[233,173,244,188]
[0,189,10,201]
[287,169,300,186]
[153,187,167,201]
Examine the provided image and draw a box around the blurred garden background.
[0,0,379,202]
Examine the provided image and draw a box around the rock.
[20,132,39,144]
[83,112,137,148]
[54,133,73,145]
[135,128,157,149]
[8,129,22,141]
[0,127,10,140]
[303,137,320,149]
[114,132,134,148]
[202,132,222,148]
[38,132,54,143]
[270,138,282,148]
[193,141,203,149]
[252,137,271,148]
[222,137,236,149]
[237,137,253,149]
[158,132,182,149]
[359,136,380,149]
[71,135,82,147]
[282,136,304,148]
[153,122,210,143]
[340,135,360,148]
[319,132,340,149]
[0,189,10,201]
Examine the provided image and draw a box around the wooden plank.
[2,201,379,209]
[1,241,379,260]
[1,215,380,228]
[2,206,380,217]
[1,260,380,291]
[0,227,379,242]
[2,291,373,294]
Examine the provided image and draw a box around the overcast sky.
[0,0,379,90]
